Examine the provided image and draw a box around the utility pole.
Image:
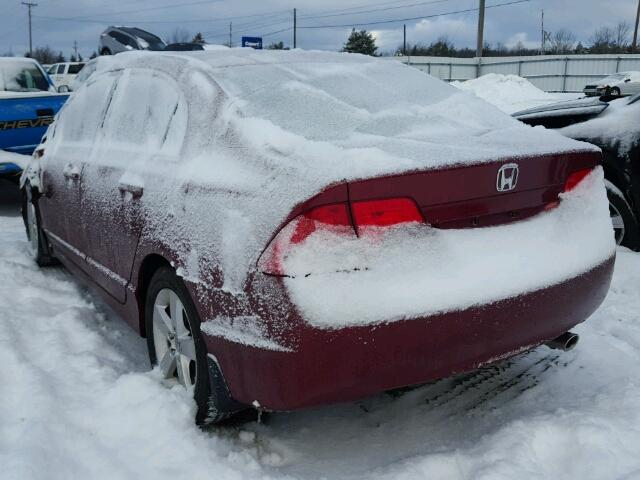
[403,24,407,56]
[21,1,37,57]
[293,8,297,49]
[73,40,78,59]
[540,9,545,55]
[229,22,232,47]
[633,0,640,52]
[476,0,485,58]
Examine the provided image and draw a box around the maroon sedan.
[21,50,616,425]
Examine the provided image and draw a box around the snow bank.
[41,50,597,298]
[453,73,578,114]
[284,168,614,328]
[560,96,640,157]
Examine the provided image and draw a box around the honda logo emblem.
[496,163,519,192]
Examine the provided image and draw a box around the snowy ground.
[2,179,640,480]
[453,74,581,114]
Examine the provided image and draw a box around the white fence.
[392,54,640,92]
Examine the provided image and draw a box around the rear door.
[39,71,120,265]
[76,68,185,303]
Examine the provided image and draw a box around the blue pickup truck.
[1,57,68,181]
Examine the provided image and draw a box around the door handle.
[62,163,80,180]
[118,183,143,198]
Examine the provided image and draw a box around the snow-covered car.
[513,94,640,249]
[46,62,85,92]
[99,26,166,55]
[21,50,615,425]
[0,57,68,177]
[583,71,640,97]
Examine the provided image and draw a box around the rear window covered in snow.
[212,60,455,141]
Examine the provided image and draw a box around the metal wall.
[392,54,640,92]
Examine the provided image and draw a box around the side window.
[68,63,84,74]
[56,72,119,144]
[47,65,57,75]
[109,31,138,49]
[100,69,184,153]
[57,64,65,75]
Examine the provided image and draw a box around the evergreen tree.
[191,32,205,44]
[55,51,65,62]
[89,51,98,59]
[69,54,77,62]
[266,41,285,50]
[342,29,378,56]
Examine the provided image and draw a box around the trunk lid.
[347,151,601,230]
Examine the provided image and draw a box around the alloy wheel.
[26,199,39,258]
[152,288,198,389]
[610,202,625,245]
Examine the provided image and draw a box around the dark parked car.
[21,50,615,425]
[164,42,205,51]
[513,94,640,249]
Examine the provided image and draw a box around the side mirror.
[57,85,70,93]
[625,78,631,83]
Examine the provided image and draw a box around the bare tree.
[25,46,58,64]
[615,21,631,49]
[169,28,190,44]
[549,29,576,54]
[590,22,630,53]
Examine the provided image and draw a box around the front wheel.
[606,180,639,250]
[144,267,242,426]
[21,184,55,266]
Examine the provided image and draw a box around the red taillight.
[259,203,353,275]
[290,204,351,244]
[258,197,425,275]
[352,198,423,227]
[563,168,592,192]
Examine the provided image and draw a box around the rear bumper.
[203,255,614,411]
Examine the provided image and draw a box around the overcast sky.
[1,0,638,58]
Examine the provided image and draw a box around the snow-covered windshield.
[602,73,626,83]
[0,61,50,92]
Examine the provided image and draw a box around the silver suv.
[99,26,166,55]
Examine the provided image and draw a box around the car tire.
[144,266,242,426]
[100,48,112,55]
[606,180,640,250]
[21,183,56,266]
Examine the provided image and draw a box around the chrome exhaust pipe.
[546,332,580,351]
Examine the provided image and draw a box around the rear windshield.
[213,60,455,141]
[68,63,85,74]
[0,62,50,92]
[121,28,166,51]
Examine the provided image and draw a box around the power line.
[202,17,291,38]
[298,0,531,29]
[39,0,221,22]
[298,0,455,20]
[299,0,458,20]
[33,8,291,26]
